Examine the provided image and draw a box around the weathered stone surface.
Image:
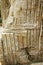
[1,0,40,29]
[0,0,43,65]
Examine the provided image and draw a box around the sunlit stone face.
[0,62,2,65]
[9,0,15,5]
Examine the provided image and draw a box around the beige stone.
[0,0,43,64]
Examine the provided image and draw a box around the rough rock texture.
[1,0,40,28]
[0,0,43,65]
